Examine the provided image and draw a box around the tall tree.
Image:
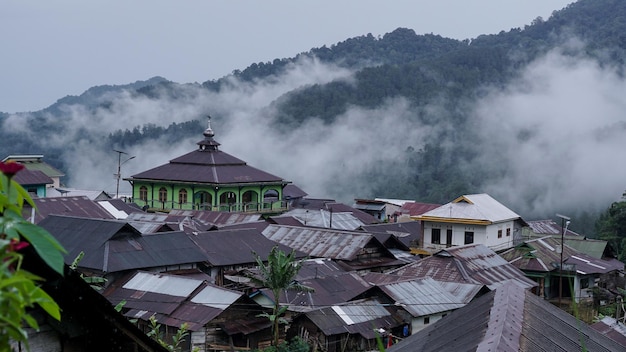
[250,246,312,347]
[595,200,626,262]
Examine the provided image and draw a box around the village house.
[38,215,209,285]
[3,154,65,188]
[104,271,273,352]
[288,297,405,352]
[261,224,407,273]
[500,236,625,303]
[387,281,624,352]
[125,119,292,213]
[389,243,537,290]
[415,193,526,252]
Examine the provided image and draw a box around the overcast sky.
[1,1,573,113]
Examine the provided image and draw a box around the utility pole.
[556,213,571,308]
[114,150,135,199]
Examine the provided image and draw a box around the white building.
[414,194,525,252]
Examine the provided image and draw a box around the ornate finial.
[198,114,220,151]
[203,114,214,138]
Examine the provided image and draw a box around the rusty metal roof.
[388,282,624,352]
[25,196,116,223]
[390,244,536,290]
[262,224,378,260]
[398,202,442,216]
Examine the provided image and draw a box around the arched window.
[139,186,148,201]
[242,190,258,203]
[220,192,236,205]
[178,189,188,205]
[158,187,168,203]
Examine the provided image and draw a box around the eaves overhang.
[411,216,492,226]
[124,177,291,187]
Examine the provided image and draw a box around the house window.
[158,187,167,203]
[431,228,441,244]
[464,231,474,245]
[178,189,188,205]
[506,228,511,236]
[423,317,430,324]
[139,186,148,201]
[498,229,503,238]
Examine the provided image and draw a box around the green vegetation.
[250,246,312,347]
[1,0,625,236]
[595,200,626,261]
[0,161,66,349]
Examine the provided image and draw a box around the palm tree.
[251,246,312,347]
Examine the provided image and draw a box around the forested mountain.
[1,0,625,236]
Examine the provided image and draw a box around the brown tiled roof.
[129,149,287,185]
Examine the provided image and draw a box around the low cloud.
[472,47,626,217]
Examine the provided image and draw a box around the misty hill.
[1,0,625,236]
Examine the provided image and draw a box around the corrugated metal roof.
[169,209,261,228]
[40,215,208,273]
[388,282,624,352]
[105,271,247,331]
[435,282,485,304]
[379,278,465,317]
[13,168,54,186]
[191,228,306,266]
[123,272,202,297]
[262,224,376,260]
[500,236,624,275]
[419,193,520,223]
[304,298,403,339]
[591,317,626,348]
[261,271,372,312]
[279,208,366,230]
[191,285,242,309]
[390,244,536,290]
[26,196,116,223]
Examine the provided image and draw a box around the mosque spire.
[197,114,221,151]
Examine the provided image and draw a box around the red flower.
[9,238,29,252]
[0,161,25,177]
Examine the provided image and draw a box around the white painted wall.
[422,220,517,251]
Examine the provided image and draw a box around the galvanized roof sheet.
[420,193,520,223]
[123,272,202,297]
[304,298,403,339]
[279,208,366,230]
[262,224,376,260]
[378,278,465,317]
